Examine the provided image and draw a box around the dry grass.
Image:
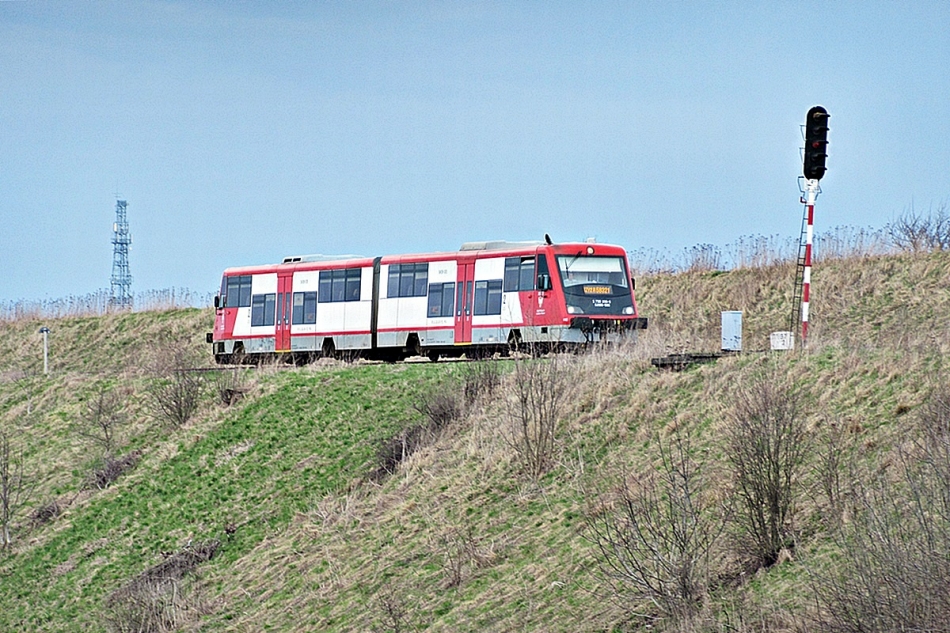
[201,249,950,632]
[6,248,950,631]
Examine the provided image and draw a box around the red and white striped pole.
[800,105,829,349]
[801,178,819,347]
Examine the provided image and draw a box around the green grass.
[0,360,457,631]
[4,250,950,631]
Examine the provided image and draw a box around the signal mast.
[791,106,830,348]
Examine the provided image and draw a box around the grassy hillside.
[2,250,950,631]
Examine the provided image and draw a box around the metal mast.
[790,106,830,349]
[110,199,133,310]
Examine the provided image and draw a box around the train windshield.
[556,255,629,290]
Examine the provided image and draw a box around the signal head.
[803,106,830,181]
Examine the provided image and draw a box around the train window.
[225,275,252,308]
[304,292,317,321]
[319,269,362,303]
[427,282,455,317]
[345,270,361,301]
[292,293,304,323]
[251,293,276,327]
[473,281,487,315]
[487,279,502,314]
[504,258,520,291]
[399,267,414,298]
[442,283,455,316]
[331,271,346,302]
[292,292,317,324]
[519,259,535,291]
[473,279,502,316]
[504,257,535,292]
[386,267,398,298]
[413,266,428,297]
[387,263,428,298]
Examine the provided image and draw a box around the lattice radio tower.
[110,199,133,310]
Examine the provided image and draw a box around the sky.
[2,1,948,302]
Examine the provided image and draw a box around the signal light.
[803,106,830,181]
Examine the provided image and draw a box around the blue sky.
[2,1,948,302]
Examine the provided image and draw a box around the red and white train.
[209,238,647,363]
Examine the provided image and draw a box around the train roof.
[221,240,627,275]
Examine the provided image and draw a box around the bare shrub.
[811,418,853,527]
[371,391,463,482]
[461,360,502,404]
[76,384,126,458]
[917,383,950,508]
[371,424,432,483]
[814,417,950,633]
[433,524,492,589]
[886,202,950,252]
[371,585,415,633]
[146,343,204,428]
[585,432,728,625]
[31,499,62,527]
[104,540,219,633]
[0,429,34,550]
[212,369,247,407]
[503,354,573,479]
[724,371,809,568]
[86,451,142,490]
[414,392,462,430]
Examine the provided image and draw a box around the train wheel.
[427,350,441,362]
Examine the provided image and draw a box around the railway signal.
[803,106,830,181]
[792,105,831,348]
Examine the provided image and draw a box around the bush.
[371,391,463,482]
[0,429,32,551]
[503,355,573,479]
[103,540,219,633]
[724,371,808,568]
[885,202,950,252]
[146,342,204,428]
[75,384,126,458]
[586,432,728,625]
[813,384,950,632]
[85,451,142,490]
[212,369,248,407]
[461,360,501,405]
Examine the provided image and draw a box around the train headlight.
[567,305,584,314]
[623,306,635,315]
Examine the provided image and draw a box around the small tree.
[586,432,728,624]
[146,343,203,428]
[886,202,950,252]
[0,429,33,551]
[724,371,809,568]
[503,353,572,479]
[814,385,950,633]
[76,385,126,458]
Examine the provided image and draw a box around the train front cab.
[519,243,647,347]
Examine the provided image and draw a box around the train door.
[454,259,475,345]
[276,271,293,353]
